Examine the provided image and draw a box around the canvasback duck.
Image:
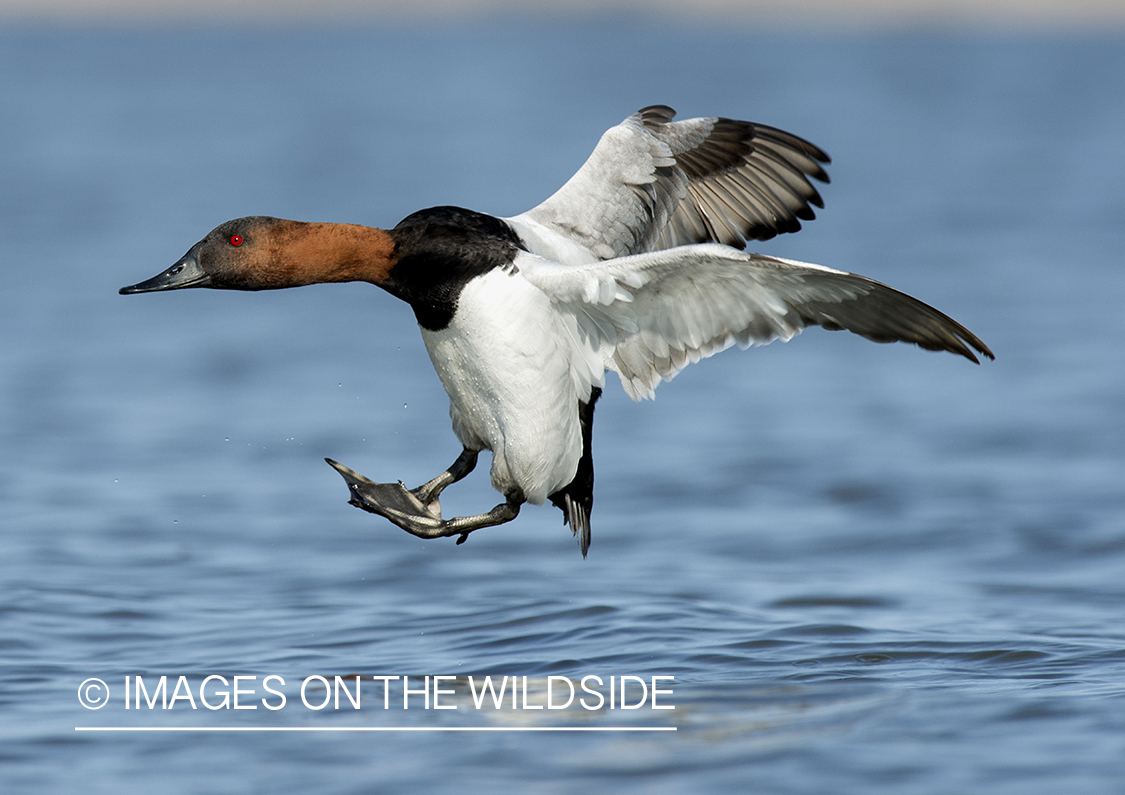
[121,105,992,556]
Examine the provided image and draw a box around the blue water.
[2,21,1124,794]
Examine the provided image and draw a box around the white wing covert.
[511,106,831,262]
[520,245,994,401]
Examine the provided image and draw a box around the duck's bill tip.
[119,254,210,295]
[118,278,199,295]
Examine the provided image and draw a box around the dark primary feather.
[638,105,831,250]
[776,265,995,364]
[521,106,832,262]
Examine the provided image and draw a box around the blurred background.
[1,2,1123,793]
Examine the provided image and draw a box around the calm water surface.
[1,22,1124,794]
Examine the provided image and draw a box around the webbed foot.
[325,457,521,544]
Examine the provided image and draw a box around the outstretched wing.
[519,245,994,401]
[510,106,830,262]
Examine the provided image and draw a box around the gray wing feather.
[521,246,993,401]
[519,106,831,261]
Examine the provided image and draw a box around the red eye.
[229,235,243,247]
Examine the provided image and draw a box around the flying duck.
[120,105,993,556]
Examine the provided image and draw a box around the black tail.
[549,387,601,557]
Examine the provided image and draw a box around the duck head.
[120,217,397,295]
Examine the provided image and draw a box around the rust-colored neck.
[252,221,397,289]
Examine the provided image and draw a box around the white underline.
[76,726,676,732]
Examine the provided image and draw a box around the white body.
[420,263,595,504]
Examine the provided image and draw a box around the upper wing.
[519,245,994,401]
[509,106,830,262]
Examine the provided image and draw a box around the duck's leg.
[410,448,479,510]
[325,453,521,545]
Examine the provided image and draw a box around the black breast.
[383,206,525,331]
